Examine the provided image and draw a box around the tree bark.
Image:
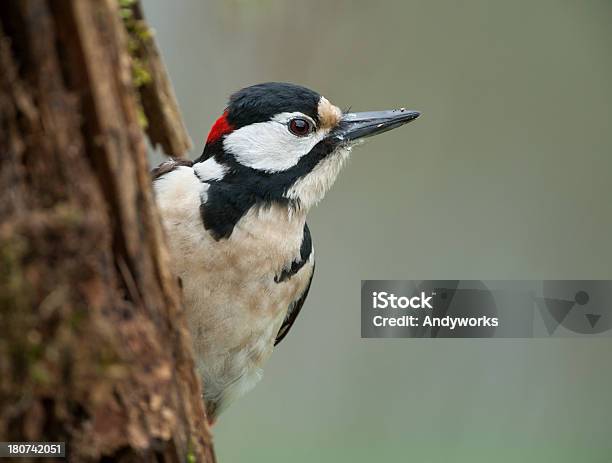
[0,1,214,461]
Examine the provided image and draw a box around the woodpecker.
[152,82,419,421]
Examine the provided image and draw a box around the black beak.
[334,109,420,142]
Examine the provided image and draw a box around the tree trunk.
[0,1,214,461]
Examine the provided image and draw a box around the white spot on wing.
[193,158,228,181]
[154,166,208,210]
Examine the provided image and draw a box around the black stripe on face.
[200,136,339,240]
[275,223,312,283]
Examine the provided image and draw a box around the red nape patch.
[206,111,234,145]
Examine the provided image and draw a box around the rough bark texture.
[126,1,192,157]
[0,1,214,461]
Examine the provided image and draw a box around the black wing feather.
[274,262,315,346]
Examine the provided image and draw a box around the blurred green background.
[143,1,612,461]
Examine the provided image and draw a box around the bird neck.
[195,141,351,219]
[245,202,307,233]
[195,157,308,240]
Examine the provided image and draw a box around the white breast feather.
[154,166,314,415]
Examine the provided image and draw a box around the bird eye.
[288,118,313,137]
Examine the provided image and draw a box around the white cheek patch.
[223,112,328,172]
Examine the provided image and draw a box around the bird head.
[196,82,420,210]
